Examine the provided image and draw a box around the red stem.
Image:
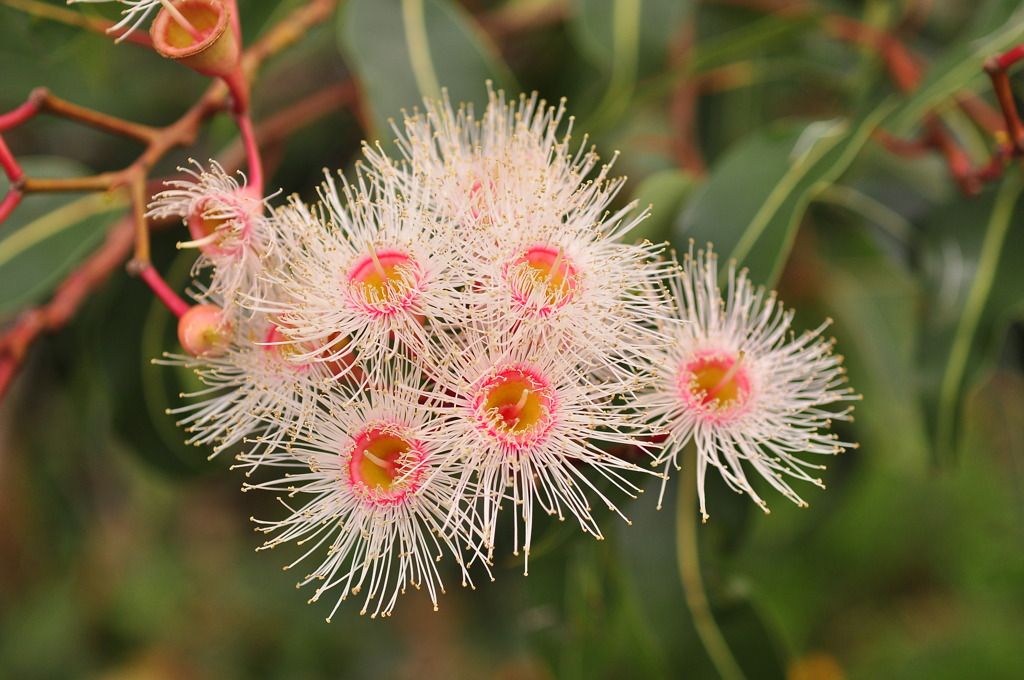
[927,118,981,196]
[137,265,190,318]
[985,50,1024,153]
[0,134,23,182]
[222,63,251,115]
[0,189,23,224]
[995,44,1024,71]
[235,112,263,197]
[0,95,42,131]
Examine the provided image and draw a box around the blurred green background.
[1,0,1023,678]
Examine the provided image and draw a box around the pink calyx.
[181,195,252,257]
[261,323,310,373]
[151,0,240,79]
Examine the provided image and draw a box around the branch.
[0,0,343,397]
[668,20,706,177]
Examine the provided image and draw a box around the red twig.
[956,93,1007,137]
[136,265,190,318]
[0,91,43,131]
[0,134,23,183]
[985,50,1024,154]
[926,117,982,196]
[993,43,1024,72]
[871,127,931,157]
[821,14,924,93]
[0,188,22,225]
[0,0,343,398]
[669,21,706,177]
[35,90,159,143]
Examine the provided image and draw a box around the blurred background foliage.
[1,0,1023,678]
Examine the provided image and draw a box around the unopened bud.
[178,304,233,357]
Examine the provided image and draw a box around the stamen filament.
[513,387,530,414]
[363,450,388,469]
[548,245,564,282]
[368,246,387,280]
[177,232,220,249]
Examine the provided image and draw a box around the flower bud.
[178,304,233,358]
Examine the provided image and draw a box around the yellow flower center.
[347,249,420,314]
[348,425,423,500]
[475,367,555,446]
[507,245,579,313]
[679,352,750,415]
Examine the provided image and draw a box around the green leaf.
[0,156,126,318]
[572,0,693,72]
[813,208,931,471]
[571,0,693,127]
[98,239,209,477]
[675,101,894,288]
[630,168,699,245]
[338,0,517,142]
[919,170,1024,463]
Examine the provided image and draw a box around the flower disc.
[473,367,556,448]
[346,423,425,503]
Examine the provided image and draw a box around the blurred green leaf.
[571,0,693,128]
[572,0,693,73]
[630,168,699,245]
[338,0,517,142]
[675,101,893,287]
[814,208,930,470]
[714,597,788,680]
[919,171,1024,463]
[0,156,125,318]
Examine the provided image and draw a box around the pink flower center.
[473,367,556,448]
[187,196,249,257]
[678,351,751,420]
[261,324,309,372]
[346,249,421,316]
[347,424,425,504]
[505,245,580,315]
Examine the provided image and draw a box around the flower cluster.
[152,88,857,619]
